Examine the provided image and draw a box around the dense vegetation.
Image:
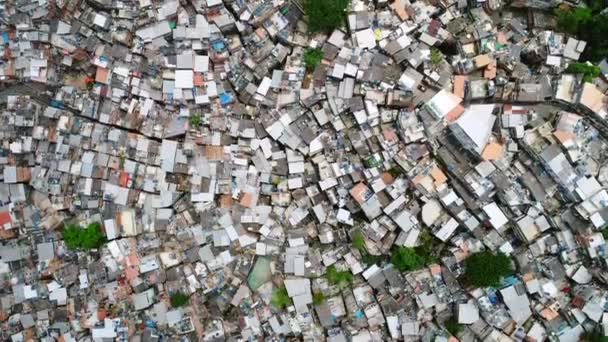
[565,62,600,83]
[581,328,608,342]
[444,317,463,336]
[63,222,107,250]
[325,265,353,287]
[170,292,190,307]
[390,246,426,272]
[304,0,350,32]
[463,251,512,287]
[390,231,437,272]
[271,286,292,309]
[304,48,324,71]
[554,0,608,61]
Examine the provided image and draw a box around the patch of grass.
[271,286,292,309]
[312,291,325,305]
[170,292,190,307]
[304,48,324,71]
[351,230,366,252]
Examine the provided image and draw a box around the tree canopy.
[554,0,608,61]
[170,292,190,307]
[463,251,512,287]
[271,286,292,309]
[325,265,353,287]
[581,329,608,342]
[444,318,463,337]
[304,48,324,71]
[390,246,426,272]
[304,0,350,33]
[62,222,107,250]
[565,62,600,83]
[430,47,443,66]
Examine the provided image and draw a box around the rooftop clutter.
[3,0,608,340]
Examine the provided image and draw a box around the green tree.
[414,230,438,264]
[271,286,292,309]
[62,224,82,250]
[386,167,405,178]
[170,292,190,307]
[554,6,591,34]
[312,291,325,305]
[304,48,324,71]
[565,62,600,83]
[601,227,608,240]
[390,246,425,272]
[554,2,608,62]
[361,253,383,266]
[79,222,107,250]
[463,251,512,287]
[62,222,107,250]
[581,329,608,342]
[325,265,353,287]
[189,113,202,128]
[304,0,350,33]
[430,47,443,66]
[444,318,463,336]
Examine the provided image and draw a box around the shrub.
[189,113,202,128]
[304,48,324,71]
[351,230,366,252]
[463,251,512,287]
[271,287,291,309]
[430,47,443,65]
[304,0,350,33]
[170,292,190,307]
[62,222,107,250]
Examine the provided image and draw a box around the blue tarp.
[219,93,232,105]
